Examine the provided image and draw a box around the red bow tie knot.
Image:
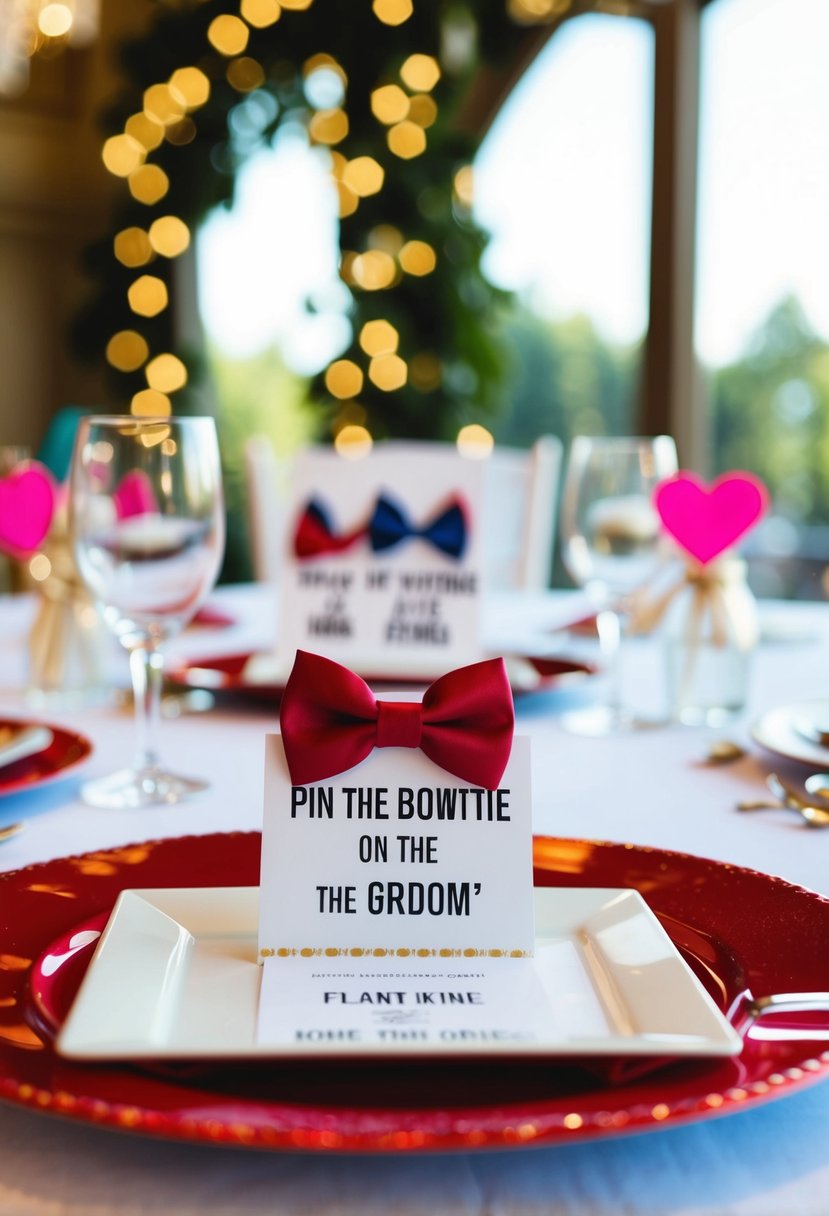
[280,650,514,789]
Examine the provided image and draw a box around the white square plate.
[55,886,742,1061]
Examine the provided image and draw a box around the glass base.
[558,705,666,737]
[81,766,209,809]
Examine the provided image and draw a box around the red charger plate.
[0,719,92,797]
[166,653,595,702]
[2,832,829,1153]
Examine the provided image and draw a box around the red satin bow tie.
[280,650,515,789]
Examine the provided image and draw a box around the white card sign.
[279,442,484,676]
[258,733,534,960]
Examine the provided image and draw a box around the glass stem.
[596,608,623,717]
[129,644,164,774]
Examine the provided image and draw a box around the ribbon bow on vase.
[279,650,514,789]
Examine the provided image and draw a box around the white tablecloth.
[1,585,828,1216]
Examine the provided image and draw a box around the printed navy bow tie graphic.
[368,493,467,560]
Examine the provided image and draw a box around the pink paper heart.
[654,472,768,565]
[0,463,57,559]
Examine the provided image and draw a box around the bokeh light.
[145,353,188,393]
[106,330,150,372]
[400,54,441,92]
[457,424,494,458]
[360,319,399,356]
[387,121,426,159]
[114,227,153,268]
[334,424,373,458]
[325,359,364,399]
[127,275,168,317]
[369,353,407,391]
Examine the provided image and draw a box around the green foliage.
[710,296,829,524]
[489,306,639,447]
[75,0,543,439]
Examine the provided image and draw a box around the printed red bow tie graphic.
[279,650,514,790]
[293,499,365,559]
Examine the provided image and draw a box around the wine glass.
[559,435,678,734]
[70,415,225,808]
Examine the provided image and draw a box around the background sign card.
[258,734,533,960]
[279,441,484,676]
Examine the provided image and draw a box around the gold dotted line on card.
[259,946,532,959]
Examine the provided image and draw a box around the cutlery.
[0,725,54,769]
[804,773,829,800]
[766,773,829,827]
[705,739,745,765]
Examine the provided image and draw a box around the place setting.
[1,426,829,1160]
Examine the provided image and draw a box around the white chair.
[244,433,563,591]
[244,435,284,584]
[482,435,563,590]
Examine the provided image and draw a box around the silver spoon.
[804,773,829,801]
[767,774,829,827]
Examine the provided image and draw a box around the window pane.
[697,0,829,597]
[475,12,654,445]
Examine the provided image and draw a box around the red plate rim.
[1,831,829,1153]
[165,652,596,700]
[0,718,93,797]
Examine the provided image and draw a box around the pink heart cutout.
[654,472,768,566]
[0,463,57,559]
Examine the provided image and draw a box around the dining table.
[1,581,828,1216]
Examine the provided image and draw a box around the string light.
[145,353,188,393]
[106,330,149,372]
[369,225,404,254]
[128,164,170,205]
[240,0,282,28]
[457,424,494,458]
[131,389,172,417]
[38,4,73,37]
[325,360,364,399]
[148,216,191,258]
[372,0,413,26]
[453,165,474,206]
[125,113,164,151]
[280,0,314,9]
[342,156,384,197]
[227,57,266,91]
[114,227,153,268]
[207,14,250,56]
[309,108,349,145]
[143,83,185,126]
[336,183,359,218]
[102,134,145,178]
[399,239,436,275]
[400,54,440,92]
[360,320,399,356]
[334,424,373,459]
[127,275,168,317]
[168,67,211,110]
[387,121,426,159]
[368,354,407,391]
[407,94,437,128]
[351,250,396,290]
[370,84,409,125]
